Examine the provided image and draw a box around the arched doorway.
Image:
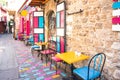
[47,10,56,41]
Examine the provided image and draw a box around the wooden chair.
[73,53,106,80]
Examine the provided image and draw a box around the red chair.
[50,55,63,74]
[40,40,56,65]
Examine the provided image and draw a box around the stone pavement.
[0,34,68,80]
[0,34,19,80]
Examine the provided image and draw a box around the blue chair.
[73,53,106,80]
[31,45,41,53]
[27,35,34,46]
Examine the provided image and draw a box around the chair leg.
[37,53,40,57]
[55,62,57,74]
[41,54,44,62]
[37,50,41,57]
[45,54,47,66]
[59,62,61,68]
[50,58,52,69]
[72,74,80,80]
[31,48,34,54]
[41,54,43,61]
[64,62,67,72]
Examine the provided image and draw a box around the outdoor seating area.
[28,40,106,80]
[0,0,120,80]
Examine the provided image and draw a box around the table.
[35,42,47,46]
[34,42,47,50]
[55,51,89,77]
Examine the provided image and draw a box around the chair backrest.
[87,53,106,80]
[47,40,56,52]
[29,35,34,41]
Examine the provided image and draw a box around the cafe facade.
[17,0,120,79]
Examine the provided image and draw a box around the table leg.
[70,64,74,76]
[38,45,45,57]
[70,64,76,80]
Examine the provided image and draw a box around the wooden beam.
[41,0,49,4]
[29,0,49,6]
[29,3,40,6]
[31,1,41,3]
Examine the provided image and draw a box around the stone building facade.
[44,0,119,79]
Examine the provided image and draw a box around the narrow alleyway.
[0,34,68,80]
[0,34,19,80]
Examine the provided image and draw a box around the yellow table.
[24,35,30,39]
[56,51,89,64]
[35,42,47,46]
[55,51,90,76]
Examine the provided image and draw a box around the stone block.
[118,52,120,60]
[113,70,120,79]
[84,11,89,17]
[95,15,100,21]
[111,42,120,50]
[100,14,107,19]
[89,9,98,15]
[81,0,88,5]
[95,23,103,29]
[66,16,73,22]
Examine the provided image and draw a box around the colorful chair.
[18,32,24,40]
[50,54,63,74]
[31,42,47,60]
[31,45,41,55]
[27,35,34,46]
[73,53,106,80]
[30,35,41,54]
[40,40,56,65]
[37,42,47,57]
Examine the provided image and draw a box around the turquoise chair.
[27,35,34,46]
[73,53,106,80]
[29,35,40,54]
[31,45,40,53]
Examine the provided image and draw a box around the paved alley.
[0,34,68,80]
[0,34,19,80]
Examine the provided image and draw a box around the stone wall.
[66,0,120,79]
[44,0,120,79]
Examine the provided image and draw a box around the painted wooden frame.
[33,11,45,42]
[56,1,66,53]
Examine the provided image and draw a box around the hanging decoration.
[21,10,28,16]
